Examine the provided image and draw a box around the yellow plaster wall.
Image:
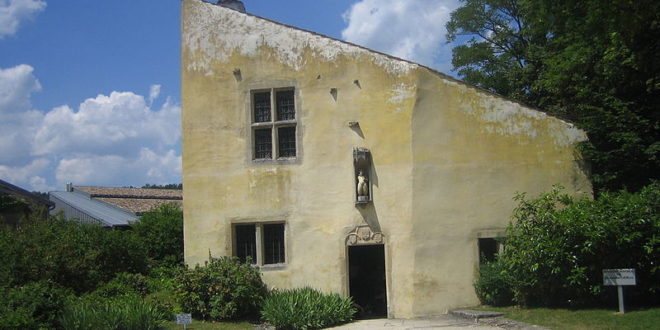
[408,70,591,315]
[181,0,591,318]
[181,0,416,311]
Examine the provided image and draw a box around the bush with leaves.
[261,287,355,330]
[0,280,73,329]
[474,261,514,306]
[175,257,267,320]
[0,215,148,293]
[131,202,184,268]
[145,266,183,316]
[496,183,659,307]
[94,272,151,298]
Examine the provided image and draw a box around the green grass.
[477,306,660,330]
[163,320,254,330]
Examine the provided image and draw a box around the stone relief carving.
[346,225,384,245]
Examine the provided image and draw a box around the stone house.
[181,0,591,318]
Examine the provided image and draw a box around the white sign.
[603,268,636,286]
[176,314,192,325]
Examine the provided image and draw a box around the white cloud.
[341,0,459,72]
[0,158,52,191]
[55,148,181,188]
[28,175,50,192]
[0,0,46,38]
[33,91,180,157]
[0,64,41,114]
[0,64,43,165]
[0,64,181,191]
[148,84,161,106]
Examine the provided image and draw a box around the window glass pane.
[235,225,256,264]
[478,238,498,264]
[254,92,271,123]
[254,129,272,159]
[276,90,295,121]
[264,224,285,264]
[277,127,296,158]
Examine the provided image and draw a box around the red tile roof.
[74,186,182,214]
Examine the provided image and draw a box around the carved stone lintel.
[346,225,384,246]
[372,232,383,244]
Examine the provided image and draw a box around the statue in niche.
[357,170,369,198]
[353,147,371,204]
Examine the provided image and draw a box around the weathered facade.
[181,0,591,318]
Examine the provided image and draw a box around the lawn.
[477,306,660,330]
[163,320,254,330]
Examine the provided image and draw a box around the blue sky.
[1,0,460,192]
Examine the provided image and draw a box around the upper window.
[251,89,297,160]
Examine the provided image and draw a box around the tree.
[447,0,659,192]
[141,183,182,190]
[493,184,660,307]
[131,203,184,267]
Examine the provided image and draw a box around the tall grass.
[261,287,355,330]
[59,295,165,330]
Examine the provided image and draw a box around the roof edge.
[195,0,582,130]
[0,179,53,208]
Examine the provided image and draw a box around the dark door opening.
[348,244,387,319]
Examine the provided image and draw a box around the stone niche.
[353,147,371,205]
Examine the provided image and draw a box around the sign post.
[176,313,192,330]
[603,269,636,314]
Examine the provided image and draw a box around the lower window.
[234,222,286,266]
[478,237,502,264]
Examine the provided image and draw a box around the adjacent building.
[50,184,182,228]
[0,179,53,228]
[181,0,592,317]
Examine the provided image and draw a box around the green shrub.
[0,280,73,329]
[94,272,150,298]
[146,266,183,316]
[0,226,20,287]
[58,295,165,330]
[146,286,181,317]
[500,183,660,307]
[474,261,514,306]
[132,203,184,268]
[261,287,355,330]
[175,257,267,320]
[0,215,148,293]
[113,272,150,296]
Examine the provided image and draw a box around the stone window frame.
[248,83,302,164]
[231,221,287,269]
